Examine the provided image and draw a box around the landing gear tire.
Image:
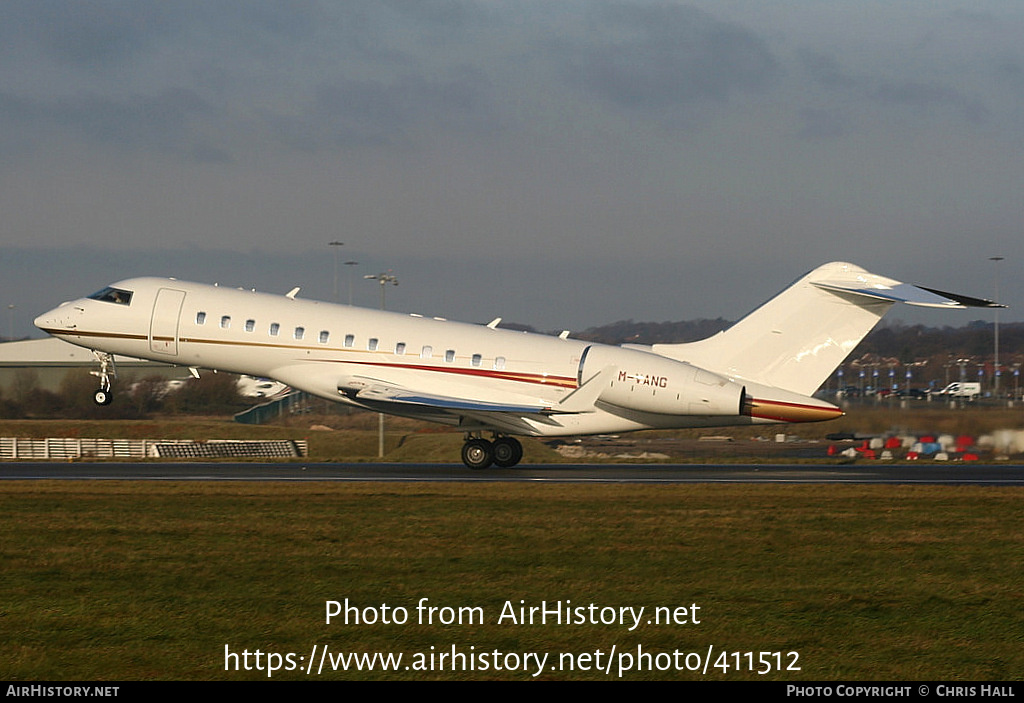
[90,351,116,407]
[492,437,523,468]
[461,438,494,470]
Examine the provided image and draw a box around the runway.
[3,461,1024,485]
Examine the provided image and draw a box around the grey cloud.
[0,87,218,160]
[797,108,847,140]
[0,1,175,66]
[798,50,859,91]
[870,80,989,124]
[52,89,210,144]
[381,0,479,30]
[0,1,325,66]
[0,2,501,159]
[275,68,498,149]
[556,3,780,112]
[796,46,993,130]
[994,58,1024,96]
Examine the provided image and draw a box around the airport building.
[0,338,178,395]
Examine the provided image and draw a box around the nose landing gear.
[461,434,524,469]
[90,351,116,406]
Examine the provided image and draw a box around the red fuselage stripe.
[44,329,580,390]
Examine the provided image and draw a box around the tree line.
[0,370,248,420]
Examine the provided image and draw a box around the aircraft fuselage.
[34,277,839,441]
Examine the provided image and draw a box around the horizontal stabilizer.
[915,286,1005,309]
[812,281,1003,309]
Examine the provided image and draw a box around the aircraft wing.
[340,380,562,434]
[351,385,555,415]
[338,366,613,431]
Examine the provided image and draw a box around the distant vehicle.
[836,385,862,398]
[932,382,981,401]
[896,388,929,400]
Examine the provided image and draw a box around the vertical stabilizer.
[650,262,990,396]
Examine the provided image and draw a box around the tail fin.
[651,262,1000,396]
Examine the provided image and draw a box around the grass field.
[2,481,1022,681]
[2,407,1023,680]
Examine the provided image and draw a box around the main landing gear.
[90,351,116,406]
[461,433,524,469]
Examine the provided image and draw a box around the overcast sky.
[3,1,1022,338]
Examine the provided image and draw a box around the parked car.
[896,388,929,399]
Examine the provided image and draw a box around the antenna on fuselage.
[286,287,300,300]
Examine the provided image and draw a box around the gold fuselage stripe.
[43,328,580,389]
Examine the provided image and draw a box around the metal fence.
[1,437,308,460]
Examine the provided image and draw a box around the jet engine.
[579,346,745,417]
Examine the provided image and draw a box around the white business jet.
[34,262,998,468]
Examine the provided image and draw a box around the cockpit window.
[88,287,133,305]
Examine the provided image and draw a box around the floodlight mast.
[364,271,399,457]
[329,241,344,302]
[990,256,1004,398]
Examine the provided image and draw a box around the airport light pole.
[344,260,359,305]
[365,271,399,457]
[957,358,970,409]
[329,241,344,302]
[990,256,1004,399]
[365,271,398,309]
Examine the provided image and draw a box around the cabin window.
[445,349,455,363]
[195,312,206,325]
[319,330,330,344]
[88,287,133,305]
[368,338,379,351]
[494,356,506,370]
[395,342,406,355]
[421,345,433,359]
[220,315,231,329]
[270,323,280,337]
[245,319,256,333]
[471,354,482,367]
[294,326,305,340]
[344,334,355,348]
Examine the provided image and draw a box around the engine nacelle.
[580,345,745,417]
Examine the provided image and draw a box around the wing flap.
[341,370,606,417]
[353,386,554,414]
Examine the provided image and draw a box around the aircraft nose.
[34,302,74,333]
[33,310,55,330]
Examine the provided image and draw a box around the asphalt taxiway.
[3,461,1024,485]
